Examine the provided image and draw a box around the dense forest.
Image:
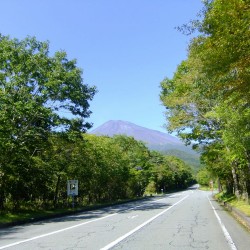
[160,0,250,200]
[0,35,194,211]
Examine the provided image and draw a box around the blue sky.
[0,0,203,133]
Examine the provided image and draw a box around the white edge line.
[100,194,189,250]
[207,196,237,250]
[0,213,117,250]
[0,197,172,249]
[0,194,187,250]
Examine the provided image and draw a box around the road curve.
[0,187,249,249]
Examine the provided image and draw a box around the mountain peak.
[90,120,199,170]
[90,120,181,145]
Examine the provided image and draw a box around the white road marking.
[207,196,237,250]
[127,215,138,219]
[100,195,189,250]
[124,196,169,211]
[169,194,182,198]
[0,193,184,249]
[0,213,117,250]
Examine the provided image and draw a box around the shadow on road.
[0,198,173,239]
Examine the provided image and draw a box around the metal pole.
[72,194,75,209]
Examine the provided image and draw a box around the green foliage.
[0,35,96,209]
[215,192,250,216]
[146,151,195,194]
[0,35,195,212]
[0,131,194,211]
[162,149,200,173]
[160,0,250,197]
[196,168,211,186]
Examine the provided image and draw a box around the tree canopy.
[160,0,250,199]
[0,35,194,211]
[0,35,96,209]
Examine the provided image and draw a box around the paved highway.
[0,186,250,249]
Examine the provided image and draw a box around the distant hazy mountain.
[90,120,200,171]
[90,120,191,152]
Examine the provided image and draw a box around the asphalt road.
[0,186,250,250]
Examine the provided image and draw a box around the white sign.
[67,180,78,196]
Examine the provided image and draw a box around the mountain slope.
[90,120,200,170]
[90,120,179,144]
[90,120,191,151]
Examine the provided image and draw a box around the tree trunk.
[244,150,250,203]
[226,180,233,194]
[245,150,250,173]
[217,178,222,193]
[0,176,6,210]
[53,175,61,208]
[88,192,92,204]
[0,187,5,210]
[231,161,240,199]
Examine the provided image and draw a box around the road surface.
[0,186,250,249]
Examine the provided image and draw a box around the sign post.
[67,180,78,208]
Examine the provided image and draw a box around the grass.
[229,199,250,216]
[0,208,75,225]
[215,192,250,216]
[0,197,147,226]
[198,185,212,191]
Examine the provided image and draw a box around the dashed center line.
[0,193,187,250]
[100,195,189,250]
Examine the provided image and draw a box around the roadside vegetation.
[0,130,195,224]
[0,35,195,225]
[160,0,250,211]
[215,192,250,217]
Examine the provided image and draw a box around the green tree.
[196,168,211,187]
[0,35,96,209]
[112,135,151,197]
[74,134,130,203]
[147,152,194,193]
[160,0,250,197]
